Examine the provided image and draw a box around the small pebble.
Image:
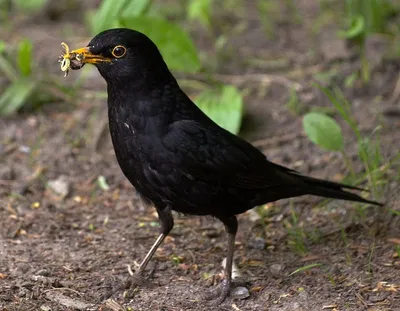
[48,176,70,198]
[269,263,283,276]
[248,237,266,250]
[19,145,31,153]
[230,286,250,300]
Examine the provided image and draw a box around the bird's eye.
[112,45,127,58]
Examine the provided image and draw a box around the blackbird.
[64,28,382,302]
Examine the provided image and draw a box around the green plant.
[290,263,322,276]
[339,0,399,83]
[318,85,388,195]
[187,0,212,30]
[257,0,280,39]
[0,39,75,115]
[120,16,200,73]
[303,112,344,152]
[194,85,243,134]
[395,245,400,258]
[88,0,152,35]
[286,88,303,116]
[88,0,200,73]
[302,84,390,200]
[0,0,11,24]
[284,203,307,255]
[85,0,244,134]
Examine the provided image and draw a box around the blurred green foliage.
[86,0,243,132]
[120,16,200,73]
[303,84,389,197]
[0,0,398,154]
[303,112,344,152]
[0,39,37,115]
[341,0,398,40]
[187,0,212,29]
[88,0,151,34]
[13,0,47,12]
[195,85,243,134]
[0,39,75,115]
[88,0,201,73]
[339,0,400,83]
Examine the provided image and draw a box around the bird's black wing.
[161,119,296,190]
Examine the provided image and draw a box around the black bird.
[65,28,381,302]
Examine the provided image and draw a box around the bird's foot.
[98,268,154,302]
[123,265,157,298]
[203,278,249,304]
[125,271,147,289]
[203,279,231,304]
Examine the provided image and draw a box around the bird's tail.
[298,174,382,206]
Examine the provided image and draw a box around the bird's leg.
[128,206,174,287]
[206,215,238,304]
[134,233,166,276]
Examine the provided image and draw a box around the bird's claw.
[128,271,148,288]
[123,270,154,298]
[203,279,231,304]
[97,271,149,302]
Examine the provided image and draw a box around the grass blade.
[17,39,33,76]
[290,263,322,276]
[0,53,19,81]
[0,79,36,115]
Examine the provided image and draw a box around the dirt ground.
[1,1,400,310]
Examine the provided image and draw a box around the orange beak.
[69,46,111,64]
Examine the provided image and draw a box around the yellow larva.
[58,42,71,77]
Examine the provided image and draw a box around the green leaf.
[89,0,130,34]
[303,112,344,151]
[120,16,200,72]
[187,0,212,29]
[123,0,152,16]
[338,15,365,39]
[97,175,110,191]
[17,39,33,76]
[0,79,36,115]
[195,85,243,134]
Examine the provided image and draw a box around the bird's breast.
[108,105,167,181]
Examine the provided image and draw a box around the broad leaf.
[120,16,200,73]
[89,0,129,34]
[195,85,243,134]
[303,112,344,151]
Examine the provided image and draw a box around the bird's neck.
[106,75,191,121]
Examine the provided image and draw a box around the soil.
[1,1,400,311]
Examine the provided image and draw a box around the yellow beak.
[69,46,111,64]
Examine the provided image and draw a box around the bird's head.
[65,28,173,89]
